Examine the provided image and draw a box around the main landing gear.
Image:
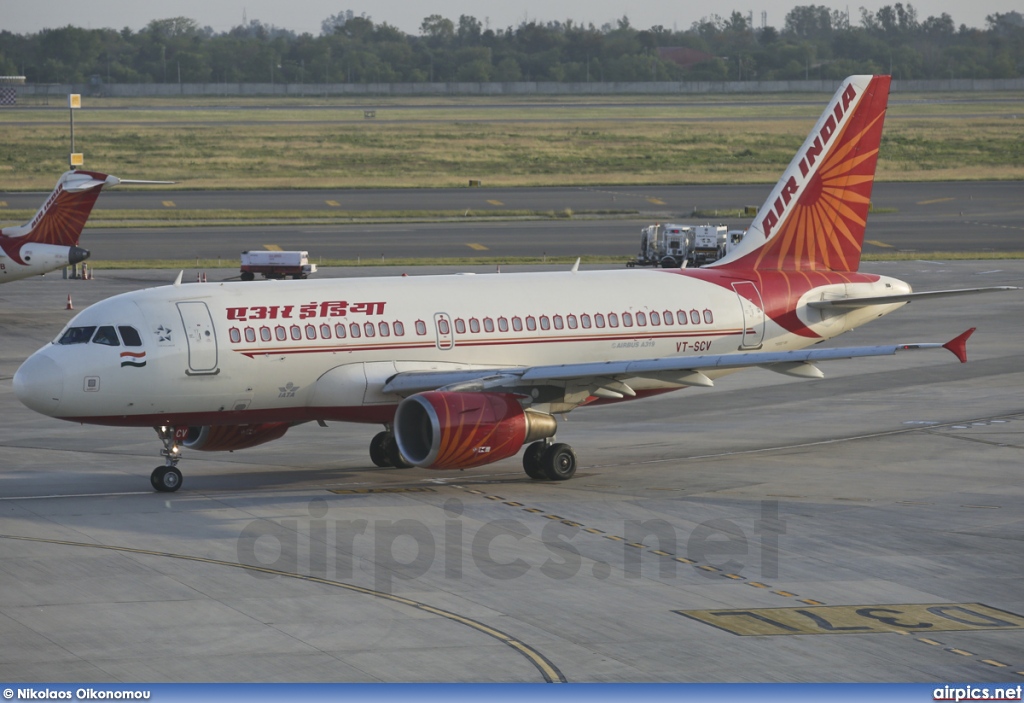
[369,429,412,469]
[151,427,183,492]
[522,440,577,481]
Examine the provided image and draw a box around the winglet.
[943,328,975,364]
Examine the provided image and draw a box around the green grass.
[1,91,1021,189]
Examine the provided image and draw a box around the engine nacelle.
[175,423,290,452]
[394,391,557,470]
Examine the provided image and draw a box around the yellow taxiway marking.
[865,239,894,248]
[466,243,489,251]
[646,197,667,205]
[983,659,1008,667]
[328,486,436,495]
[325,200,341,207]
[487,199,504,206]
[264,244,283,251]
[0,201,7,207]
[162,200,176,208]
[0,533,567,683]
[677,603,1024,637]
[917,197,955,205]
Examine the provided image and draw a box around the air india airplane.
[12,75,1015,492]
[0,169,170,283]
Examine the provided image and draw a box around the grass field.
[1,92,1022,190]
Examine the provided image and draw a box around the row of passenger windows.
[57,325,143,347]
[229,308,715,345]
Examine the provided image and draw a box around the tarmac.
[0,261,1022,682]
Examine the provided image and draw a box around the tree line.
[1,5,1022,86]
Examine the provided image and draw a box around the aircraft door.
[434,313,454,350]
[732,281,765,349]
[176,301,220,374]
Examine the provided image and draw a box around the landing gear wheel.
[240,271,255,281]
[384,435,412,469]
[522,441,548,480]
[151,466,183,492]
[542,443,577,481]
[369,431,390,467]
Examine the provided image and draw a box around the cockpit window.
[118,326,143,347]
[57,326,96,345]
[92,326,121,346]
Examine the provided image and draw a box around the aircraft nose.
[13,354,64,416]
[68,246,91,265]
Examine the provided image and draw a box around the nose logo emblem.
[155,325,172,342]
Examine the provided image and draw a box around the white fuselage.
[14,267,910,427]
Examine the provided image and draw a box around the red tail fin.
[714,75,891,272]
[1,170,113,247]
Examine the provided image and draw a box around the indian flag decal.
[120,351,147,368]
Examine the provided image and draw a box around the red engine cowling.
[175,423,290,452]
[394,391,557,470]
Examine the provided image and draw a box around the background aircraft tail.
[713,75,891,273]
[0,170,119,247]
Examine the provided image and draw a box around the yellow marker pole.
[68,94,81,169]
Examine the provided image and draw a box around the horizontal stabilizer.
[808,286,1020,309]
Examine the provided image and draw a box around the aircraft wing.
[807,286,1019,309]
[382,329,976,398]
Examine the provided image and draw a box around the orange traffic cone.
[66,294,73,310]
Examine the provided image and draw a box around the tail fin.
[714,75,891,272]
[0,170,117,247]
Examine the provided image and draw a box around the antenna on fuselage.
[173,271,183,287]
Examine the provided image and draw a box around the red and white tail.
[0,170,118,247]
[713,75,891,273]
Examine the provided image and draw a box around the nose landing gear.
[151,426,184,492]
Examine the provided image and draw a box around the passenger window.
[622,313,633,327]
[92,326,120,346]
[483,318,494,333]
[335,323,347,339]
[379,321,390,337]
[539,316,550,331]
[229,328,241,343]
[663,310,673,325]
[498,317,509,332]
[305,324,317,340]
[553,315,564,330]
[608,313,619,328]
[637,312,647,326]
[290,325,302,340]
[567,315,577,329]
[118,326,143,346]
[690,310,701,325]
[437,319,450,335]
[455,319,466,334]
[350,323,361,338]
[581,314,592,329]
[244,328,256,343]
[394,321,405,336]
[469,318,480,333]
[595,314,605,328]
[321,324,332,339]
[649,312,659,326]
[704,309,714,324]
[363,322,375,337]
[415,320,427,336]
[677,311,687,325]
[276,326,287,341]
[260,327,272,342]
[512,317,523,332]
[526,316,537,331]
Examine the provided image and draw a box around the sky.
[3,0,1020,37]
